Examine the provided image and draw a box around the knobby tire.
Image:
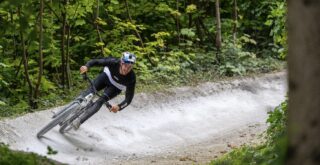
[59,109,82,133]
[59,101,93,133]
[36,103,79,138]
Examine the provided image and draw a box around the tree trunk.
[124,0,144,48]
[10,10,23,77]
[215,0,222,62]
[199,18,214,44]
[66,25,71,89]
[18,7,34,108]
[195,1,203,44]
[232,0,237,45]
[60,0,67,88]
[10,10,19,60]
[176,0,180,45]
[287,1,320,164]
[34,0,44,109]
[49,0,60,83]
[188,0,193,28]
[94,0,105,56]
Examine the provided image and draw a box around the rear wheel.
[37,103,79,138]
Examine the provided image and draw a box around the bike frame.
[37,73,111,138]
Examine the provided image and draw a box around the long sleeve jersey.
[85,57,136,110]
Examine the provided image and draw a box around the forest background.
[0,0,286,114]
[0,0,291,164]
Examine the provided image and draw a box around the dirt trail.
[0,72,287,165]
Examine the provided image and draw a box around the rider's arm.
[85,57,117,68]
[118,81,136,111]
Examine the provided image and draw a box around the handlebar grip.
[82,73,88,80]
[105,102,112,109]
[82,72,111,110]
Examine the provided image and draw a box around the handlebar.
[82,73,112,109]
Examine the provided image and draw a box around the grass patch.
[0,143,63,165]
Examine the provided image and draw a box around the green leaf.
[41,77,56,91]
[75,19,86,26]
[74,36,85,42]
[0,62,7,67]
[47,146,58,155]
[156,3,172,12]
[95,17,107,26]
[265,20,273,26]
[107,6,114,12]
[186,4,197,13]
[0,77,9,86]
[0,100,6,106]
[170,10,181,17]
[110,0,119,5]
[95,42,105,46]
[180,28,195,37]
[104,47,112,55]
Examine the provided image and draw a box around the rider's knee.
[96,97,106,105]
[102,93,111,101]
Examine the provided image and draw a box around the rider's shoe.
[72,118,81,130]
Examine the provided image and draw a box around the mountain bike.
[36,73,111,138]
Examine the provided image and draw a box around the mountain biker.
[72,52,136,129]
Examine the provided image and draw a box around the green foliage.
[0,1,288,163]
[266,99,287,144]
[0,143,59,164]
[186,4,197,14]
[210,100,288,165]
[0,0,287,114]
[0,100,6,106]
[0,62,9,89]
[180,28,196,38]
[149,31,171,48]
[265,1,287,59]
[235,0,286,59]
[218,35,257,76]
[46,146,58,155]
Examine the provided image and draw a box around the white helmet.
[121,52,136,64]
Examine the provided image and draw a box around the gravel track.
[0,72,287,165]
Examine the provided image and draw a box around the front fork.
[52,93,94,119]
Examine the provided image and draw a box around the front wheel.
[37,103,79,138]
[59,112,80,134]
[59,101,93,134]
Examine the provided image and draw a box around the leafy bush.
[217,35,283,76]
[265,1,287,59]
[0,0,286,116]
[267,100,287,143]
[0,143,60,165]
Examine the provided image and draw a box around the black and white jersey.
[85,57,136,110]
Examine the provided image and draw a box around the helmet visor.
[122,60,135,64]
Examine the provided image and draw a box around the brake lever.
[82,73,88,80]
